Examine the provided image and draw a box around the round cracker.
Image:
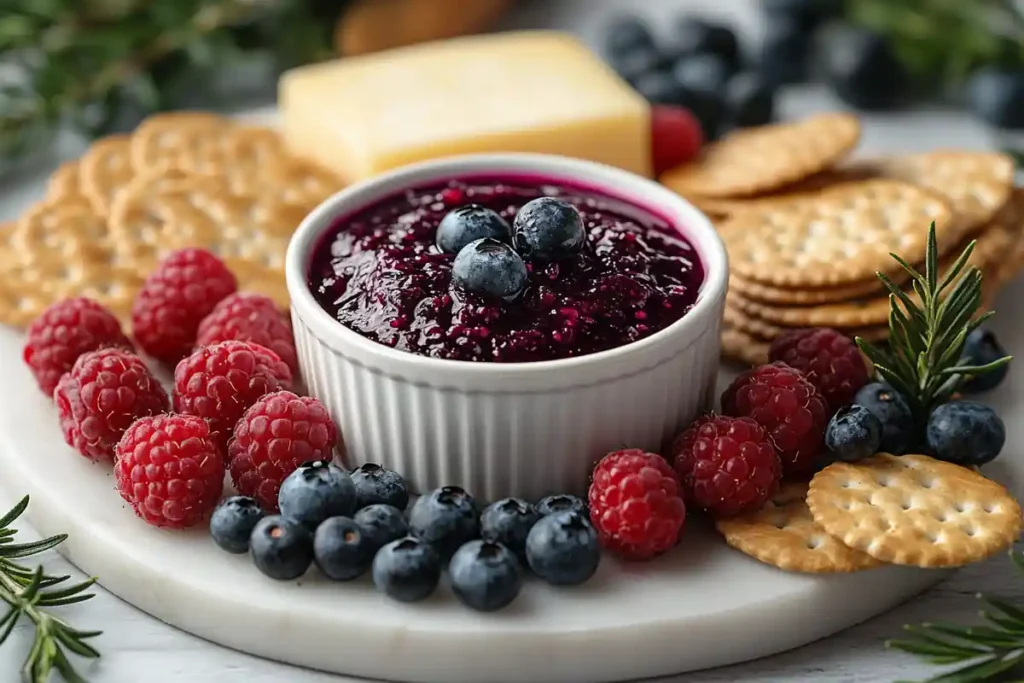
[730,274,885,306]
[716,481,881,573]
[728,221,1013,328]
[724,297,891,342]
[80,134,134,217]
[129,112,230,172]
[720,179,953,287]
[45,160,82,199]
[660,113,861,198]
[720,326,770,367]
[807,454,1023,568]
[871,151,1014,237]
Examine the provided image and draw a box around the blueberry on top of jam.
[435,204,511,254]
[512,197,586,263]
[452,238,528,301]
[308,180,704,363]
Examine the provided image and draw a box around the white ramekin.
[286,154,728,502]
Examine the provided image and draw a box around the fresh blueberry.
[966,67,1024,130]
[671,55,728,136]
[634,71,692,106]
[926,401,1006,466]
[526,511,601,586]
[210,496,265,554]
[407,486,481,561]
[723,72,776,129]
[763,0,842,31]
[278,460,357,531]
[480,498,540,564]
[671,17,741,73]
[603,15,656,57]
[451,238,528,300]
[449,540,522,612]
[536,494,588,518]
[611,47,666,85]
[372,536,441,603]
[354,504,409,551]
[853,383,917,455]
[825,404,882,462]
[823,26,909,110]
[250,515,313,581]
[313,516,372,581]
[960,328,1011,393]
[512,197,586,263]
[350,463,410,511]
[758,16,810,87]
[435,204,511,255]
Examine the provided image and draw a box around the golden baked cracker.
[730,274,885,306]
[716,481,881,573]
[45,160,82,199]
[720,179,953,287]
[807,454,1023,568]
[80,134,135,216]
[725,295,891,342]
[721,326,770,366]
[109,173,300,309]
[870,151,1014,237]
[660,113,861,198]
[129,112,230,171]
[729,221,1013,328]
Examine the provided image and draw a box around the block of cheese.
[279,31,653,182]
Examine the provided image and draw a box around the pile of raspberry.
[668,327,869,518]
[24,248,339,530]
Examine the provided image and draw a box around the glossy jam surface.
[307,178,705,363]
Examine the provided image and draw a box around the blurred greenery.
[844,0,1024,85]
[0,0,346,164]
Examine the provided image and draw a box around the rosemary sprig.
[0,496,100,683]
[888,550,1024,682]
[855,223,1012,423]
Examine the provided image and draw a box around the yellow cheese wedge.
[279,31,653,182]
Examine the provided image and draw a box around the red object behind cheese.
[651,106,704,176]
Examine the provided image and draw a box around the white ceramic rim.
[285,153,728,381]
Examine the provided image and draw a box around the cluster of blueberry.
[210,461,600,612]
[826,328,1009,466]
[439,197,584,301]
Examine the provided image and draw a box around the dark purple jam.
[307,178,705,363]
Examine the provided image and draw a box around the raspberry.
[54,348,170,462]
[651,105,704,176]
[173,340,292,451]
[588,449,686,560]
[769,328,869,411]
[670,414,782,516]
[114,414,226,528]
[196,293,297,376]
[721,362,830,477]
[228,391,338,510]
[132,248,237,365]
[23,297,132,396]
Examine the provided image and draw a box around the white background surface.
[1,1,1022,682]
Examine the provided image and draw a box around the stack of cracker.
[716,453,1022,573]
[661,113,1024,366]
[0,112,344,328]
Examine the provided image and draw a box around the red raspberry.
[173,340,292,451]
[651,105,704,176]
[588,449,686,560]
[114,414,225,528]
[132,248,237,365]
[228,391,338,510]
[54,348,170,462]
[196,293,297,376]
[720,362,830,477]
[670,414,782,516]
[23,297,132,396]
[769,328,869,411]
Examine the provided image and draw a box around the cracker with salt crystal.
[807,454,1022,568]
[80,134,135,217]
[720,180,953,288]
[661,113,861,198]
[716,481,882,573]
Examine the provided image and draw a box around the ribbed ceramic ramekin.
[285,154,728,502]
